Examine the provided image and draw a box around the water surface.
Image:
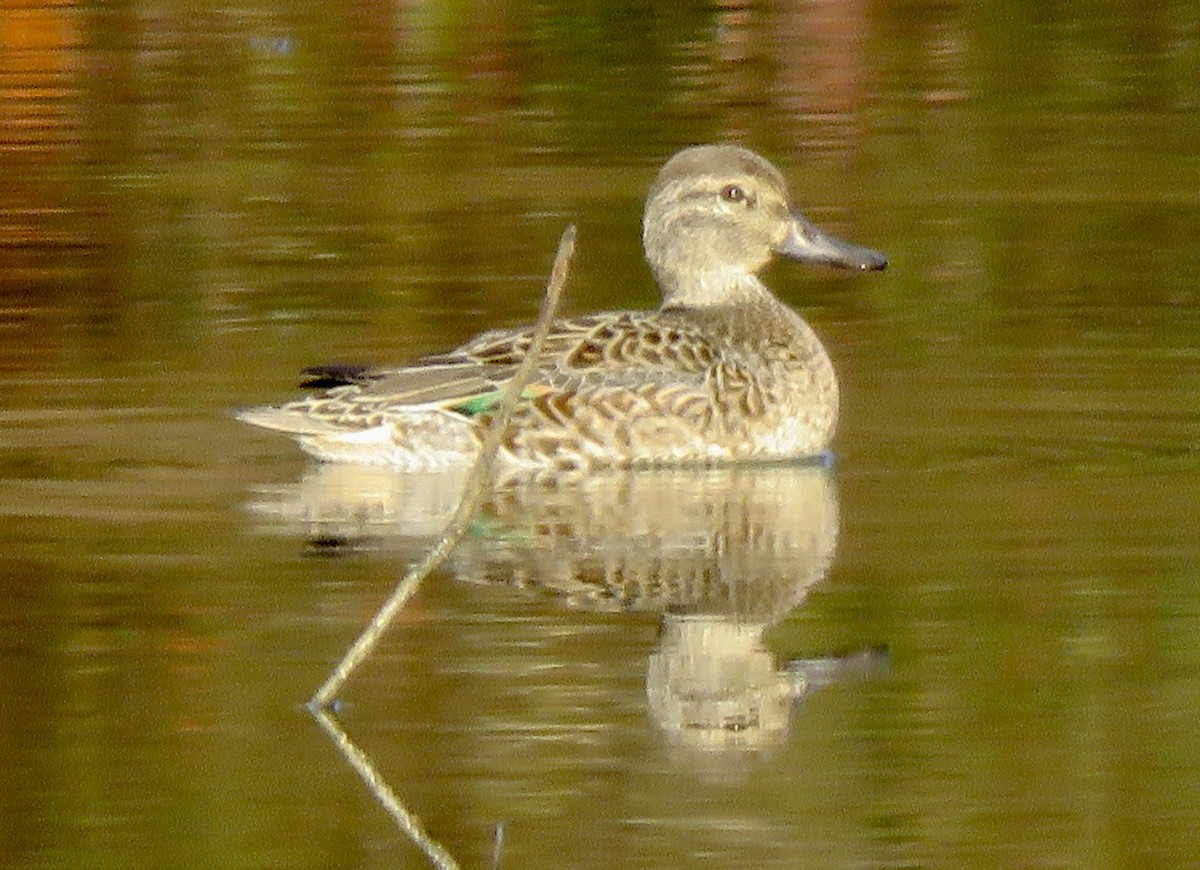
[2,3,1199,869]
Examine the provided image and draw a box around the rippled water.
[3,3,1200,869]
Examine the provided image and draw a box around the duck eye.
[720,184,748,204]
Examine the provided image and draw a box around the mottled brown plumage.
[238,144,886,470]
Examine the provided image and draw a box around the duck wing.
[326,311,718,399]
[240,311,722,436]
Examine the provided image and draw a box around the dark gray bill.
[776,214,888,272]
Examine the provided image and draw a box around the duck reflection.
[248,462,883,753]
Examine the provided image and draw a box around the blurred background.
[2,2,1199,868]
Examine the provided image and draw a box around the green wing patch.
[451,385,551,417]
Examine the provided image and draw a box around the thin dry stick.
[309,225,577,709]
[310,705,463,870]
[491,821,505,870]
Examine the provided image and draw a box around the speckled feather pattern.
[238,144,884,470]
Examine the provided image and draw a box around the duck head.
[642,144,886,307]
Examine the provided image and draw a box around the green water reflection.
[2,2,1199,869]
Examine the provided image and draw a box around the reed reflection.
[249,462,882,754]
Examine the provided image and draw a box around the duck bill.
[776,215,887,272]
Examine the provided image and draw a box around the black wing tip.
[299,364,376,389]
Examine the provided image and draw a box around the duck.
[237,144,886,472]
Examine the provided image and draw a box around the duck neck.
[655,267,774,309]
